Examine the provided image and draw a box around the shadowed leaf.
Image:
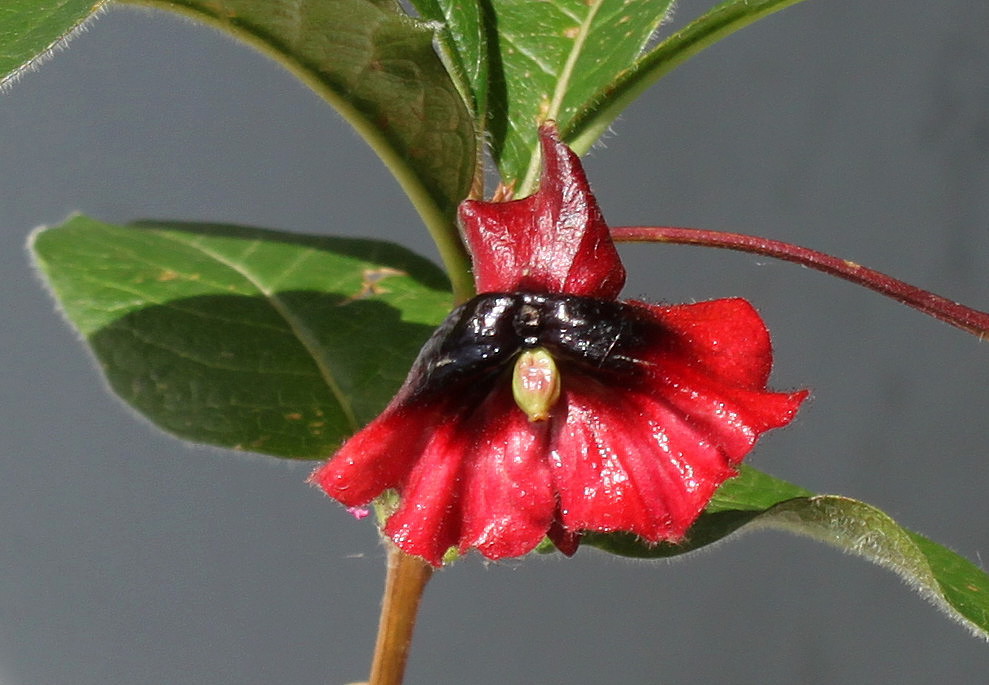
[584,466,989,639]
[409,0,488,124]
[30,215,453,459]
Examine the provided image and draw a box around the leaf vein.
[154,232,361,434]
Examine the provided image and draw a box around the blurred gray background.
[2,1,988,683]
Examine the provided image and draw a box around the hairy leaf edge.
[0,1,111,91]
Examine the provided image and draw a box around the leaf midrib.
[517,0,604,194]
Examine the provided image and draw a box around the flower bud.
[512,348,561,422]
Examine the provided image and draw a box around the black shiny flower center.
[403,293,655,401]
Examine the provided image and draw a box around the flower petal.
[384,419,466,565]
[309,402,443,507]
[548,353,806,545]
[616,298,807,461]
[459,122,626,298]
[382,388,557,565]
[628,298,778,389]
[654,369,808,462]
[550,378,736,542]
[459,388,556,560]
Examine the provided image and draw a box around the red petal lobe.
[629,298,776,389]
[309,403,439,507]
[383,420,466,565]
[459,389,556,559]
[550,380,735,542]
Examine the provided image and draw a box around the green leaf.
[568,0,813,156]
[0,0,108,87]
[29,215,453,460]
[408,0,488,125]
[584,466,989,639]
[474,0,676,193]
[121,0,476,297]
[407,0,487,200]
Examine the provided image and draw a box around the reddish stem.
[612,225,989,339]
[367,544,433,685]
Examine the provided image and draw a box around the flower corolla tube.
[311,123,808,566]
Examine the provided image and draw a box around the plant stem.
[612,225,989,338]
[368,544,434,685]
[122,0,477,306]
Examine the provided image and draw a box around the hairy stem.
[612,225,989,339]
[368,544,433,685]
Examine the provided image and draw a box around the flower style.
[311,123,808,566]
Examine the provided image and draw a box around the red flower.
[311,123,807,566]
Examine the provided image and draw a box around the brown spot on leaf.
[340,267,407,304]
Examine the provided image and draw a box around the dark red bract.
[311,123,807,566]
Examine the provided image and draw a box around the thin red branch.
[612,226,989,339]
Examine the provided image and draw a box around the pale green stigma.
[511,348,561,422]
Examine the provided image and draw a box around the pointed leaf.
[29,215,453,460]
[471,0,675,192]
[584,466,989,639]
[121,0,475,282]
[0,0,108,87]
[568,0,813,155]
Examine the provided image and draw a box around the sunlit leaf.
[30,215,453,459]
[457,0,676,192]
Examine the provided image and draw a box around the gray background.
[2,1,989,683]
